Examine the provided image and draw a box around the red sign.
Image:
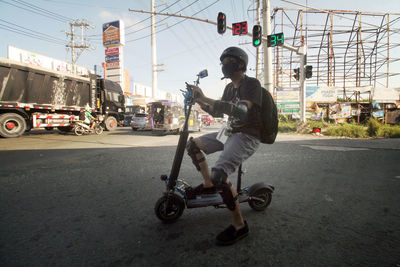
[105,47,119,56]
[232,21,248,36]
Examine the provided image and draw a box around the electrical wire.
[124,0,199,37]
[126,0,220,43]
[125,0,182,31]
[87,0,184,38]
[0,18,66,43]
[12,0,73,21]
[0,23,65,45]
[0,0,71,22]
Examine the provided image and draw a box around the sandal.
[216,221,249,246]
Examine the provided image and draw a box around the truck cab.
[96,78,125,131]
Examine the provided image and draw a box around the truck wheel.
[104,116,118,131]
[0,113,27,138]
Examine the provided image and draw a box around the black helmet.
[220,47,248,71]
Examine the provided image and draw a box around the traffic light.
[252,25,262,47]
[305,65,313,79]
[293,68,300,81]
[217,12,226,34]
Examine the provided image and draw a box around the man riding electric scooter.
[186,47,263,246]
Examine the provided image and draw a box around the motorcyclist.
[81,104,95,131]
[186,47,263,246]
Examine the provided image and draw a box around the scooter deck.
[186,193,223,208]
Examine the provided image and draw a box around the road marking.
[301,145,370,151]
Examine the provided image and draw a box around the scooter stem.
[167,105,192,189]
[237,164,243,193]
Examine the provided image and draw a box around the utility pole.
[255,0,262,80]
[299,46,307,123]
[151,0,158,99]
[263,0,273,94]
[64,19,93,74]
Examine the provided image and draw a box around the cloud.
[97,10,141,30]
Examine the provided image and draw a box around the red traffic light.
[217,12,226,34]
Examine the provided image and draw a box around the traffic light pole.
[299,47,307,123]
[262,0,273,94]
[282,43,308,122]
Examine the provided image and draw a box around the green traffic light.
[254,40,260,46]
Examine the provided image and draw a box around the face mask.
[221,61,241,78]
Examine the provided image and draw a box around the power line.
[124,0,198,37]
[0,18,66,45]
[125,0,182,32]
[126,0,220,43]
[0,0,71,22]
[0,24,65,45]
[87,0,183,38]
[12,0,73,21]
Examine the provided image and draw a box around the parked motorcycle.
[72,120,103,136]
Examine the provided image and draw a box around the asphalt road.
[0,126,399,266]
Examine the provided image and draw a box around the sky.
[0,0,399,100]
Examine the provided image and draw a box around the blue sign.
[105,54,119,63]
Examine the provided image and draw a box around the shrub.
[278,120,297,133]
[377,124,400,138]
[277,117,400,138]
[325,123,367,138]
[366,118,381,137]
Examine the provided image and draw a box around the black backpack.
[259,87,278,144]
[79,111,85,121]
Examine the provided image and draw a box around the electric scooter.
[154,70,274,223]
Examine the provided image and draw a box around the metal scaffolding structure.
[270,7,400,100]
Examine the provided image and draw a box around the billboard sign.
[105,54,119,63]
[105,47,119,56]
[103,20,125,47]
[106,61,120,69]
[276,87,299,103]
[276,87,300,114]
[277,102,300,113]
[306,86,337,103]
[8,46,91,75]
[329,103,352,119]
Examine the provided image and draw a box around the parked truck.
[0,57,125,138]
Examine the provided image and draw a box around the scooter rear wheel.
[74,125,85,136]
[248,191,272,211]
[155,194,185,223]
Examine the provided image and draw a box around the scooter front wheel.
[248,191,272,211]
[94,125,103,135]
[155,193,185,223]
